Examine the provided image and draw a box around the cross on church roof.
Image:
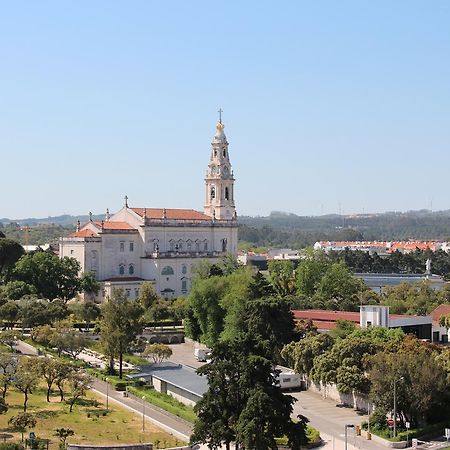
[218,108,223,124]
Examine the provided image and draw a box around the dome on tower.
[213,121,227,143]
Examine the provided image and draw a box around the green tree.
[367,336,450,425]
[296,251,330,297]
[8,413,37,442]
[0,398,8,415]
[143,343,173,364]
[19,300,53,328]
[188,275,228,345]
[54,363,74,402]
[54,428,74,450]
[13,252,80,301]
[329,320,357,339]
[0,330,18,352]
[0,301,20,328]
[0,354,17,398]
[79,272,100,301]
[0,238,24,282]
[72,302,100,330]
[100,289,143,378]
[13,358,41,411]
[138,281,159,309]
[38,359,70,402]
[314,262,367,310]
[3,281,36,301]
[67,373,90,412]
[235,297,295,361]
[282,333,334,381]
[50,328,88,359]
[193,335,305,450]
[268,260,296,297]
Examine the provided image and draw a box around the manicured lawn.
[0,385,184,449]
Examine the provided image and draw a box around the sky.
[1,1,450,219]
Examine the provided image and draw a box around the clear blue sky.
[1,1,449,219]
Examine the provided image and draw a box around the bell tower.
[204,111,236,220]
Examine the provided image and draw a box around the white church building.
[59,119,238,301]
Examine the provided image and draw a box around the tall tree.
[8,413,36,442]
[13,252,80,301]
[67,373,90,412]
[0,354,17,398]
[0,238,24,282]
[79,272,100,301]
[137,281,159,310]
[193,334,306,450]
[14,358,41,412]
[268,260,296,297]
[100,289,143,378]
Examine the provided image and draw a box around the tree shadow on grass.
[33,409,60,419]
[66,398,100,408]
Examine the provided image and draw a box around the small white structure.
[360,305,390,328]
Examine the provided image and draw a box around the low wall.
[306,380,371,411]
[67,444,153,450]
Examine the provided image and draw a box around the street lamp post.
[105,378,109,412]
[393,376,404,438]
[345,424,355,450]
[142,396,146,432]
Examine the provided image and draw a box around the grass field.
[0,384,184,449]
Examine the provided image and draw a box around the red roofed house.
[430,304,450,343]
[59,120,238,301]
[293,305,432,340]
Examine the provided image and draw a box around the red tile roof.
[93,221,136,230]
[431,304,450,324]
[293,310,361,323]
[131,208,211,221]
[68,229,97,238]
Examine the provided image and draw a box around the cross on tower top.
[124,195,128,208]
[218,108,223,124]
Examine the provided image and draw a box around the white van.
[276,371,302,390]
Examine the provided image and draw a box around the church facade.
[59,119,238,301]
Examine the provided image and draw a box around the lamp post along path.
[345,424,355,450]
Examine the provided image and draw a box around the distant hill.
[2,209,450,248]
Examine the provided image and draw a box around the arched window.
[225,187,229,200]
[211,186,215,200]
[182,265,187,274]
[223,149,226,157]
[195,241,200,251]
[204,240,208,251]
[222,238,227,252]
[187,241,192,251]
[129,264,135,275]
[161,266,174,276]
[119,264,125,275]
[169,240,175,251]
[181,280,187,292]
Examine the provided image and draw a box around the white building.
[59,119,238,301]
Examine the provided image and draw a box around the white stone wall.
[307,380,371,412]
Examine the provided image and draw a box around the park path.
[87,378,192,442]
[14,340,192,442]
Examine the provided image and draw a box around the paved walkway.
[292,390,387,450]
[90,378,192,442]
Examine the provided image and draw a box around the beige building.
[59,119,238,301]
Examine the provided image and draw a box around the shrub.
[0,444,25,450]
[115,382,127,391]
